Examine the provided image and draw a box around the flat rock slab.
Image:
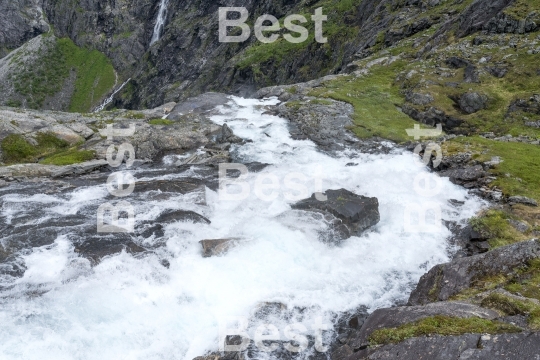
[292,189,380,237]
[168,92,230,119]
[349,302,499,350]
[409,239,540,305]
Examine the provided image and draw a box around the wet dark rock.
[349,302,499,350]
[409,239,540,305]
[199,238,242,258]
[292,189,380,237]
[508,196,538,207]
[332,345,353,360]
[135,178,205,194]
[457,92,488,114]
[137,223,165,240]
[155,210,210,224]
[74,235,146,265]
[216,124,243,144]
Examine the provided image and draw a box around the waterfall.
[150,0,170,45]
[93,78,131,112]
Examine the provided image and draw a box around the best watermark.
[219,7,327,44]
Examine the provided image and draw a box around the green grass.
[309,62,419,143]
[40,149,96,166]
[1,134,39,163]
[447,137,540,203]
[148,118,174,125]
[505,259,540,301]
[369,316,521,345]
[9,37,115,112]
[470,209,528,249]
[481,292,540,329]
[0,132,95,166]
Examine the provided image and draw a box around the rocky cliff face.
[0,0,49,59]
[1,0,538,110]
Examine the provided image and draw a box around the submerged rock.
[292,189,380,237]
[199,238,243,257]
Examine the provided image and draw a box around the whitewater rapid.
[0,97,484,359]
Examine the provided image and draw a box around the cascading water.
[0,97,484,359]
[94,78,131,112]
[150,0,170,46]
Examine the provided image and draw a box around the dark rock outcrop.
[347,332,540,360]
[402,105,463,131]
[0,0,49,58]
[292,189,380,237]
[457,92,488,114]
[408,239,540,305]
[349,302,499,350]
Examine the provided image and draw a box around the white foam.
[0,96,485,359]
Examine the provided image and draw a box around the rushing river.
[0,97,483,359]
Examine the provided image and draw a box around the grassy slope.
[9,36,115,112]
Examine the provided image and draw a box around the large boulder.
[291,189,380,237]
[408,239,540,305]
[349,302,499,350]
[458,92,488,114]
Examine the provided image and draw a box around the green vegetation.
[309,62,418,142]
[369,316,520,345]
[1,134,39,163]
[148,118,174,125]
[0,132,95,166]
[9,37,115,112]
[505,259,540,301]
[470,209,528,248]
[481,293,540,329]
[444,137,540,203]
[40,149,96,166]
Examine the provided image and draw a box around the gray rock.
[0,0,49,58]
[401,105,463,131]
[292,189,380,237]
[199,238,243,258]
[458,92,488,114]
[275,98,355,152]
[508,196,538,207]
[216,124,242,144]
[168,93,230,120]
[409,239,540,305]
[464,65,480,83]
[440,165,487,184]
[405,92,434,106]
[155,210,210,225]
[349,302,499,350]
[508,219,531,233]
[349,332,540,360]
